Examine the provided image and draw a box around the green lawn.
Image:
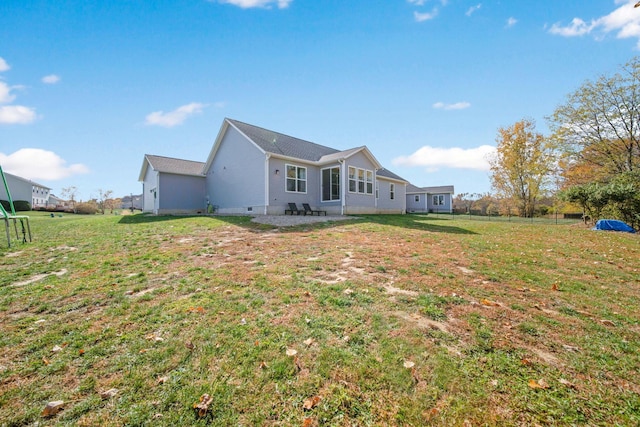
[1,212,638,426]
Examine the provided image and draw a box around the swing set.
[1,165,32,248]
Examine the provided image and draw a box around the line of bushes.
[0,200,31,212]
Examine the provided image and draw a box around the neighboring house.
[139,118,410,215]
[406,184,455,213]
[0,172,51,208]
[138,155,206,214]
[120,194,143,211]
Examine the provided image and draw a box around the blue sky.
[1,0,639,201]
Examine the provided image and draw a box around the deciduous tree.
[549,57,640,186]
[489,119,555,217]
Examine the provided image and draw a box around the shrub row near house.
[0,200,31,212]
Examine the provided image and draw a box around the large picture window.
[348,166,374,195]
[433,195,445,206]
[286,164,307,193]
[322,167,340,201]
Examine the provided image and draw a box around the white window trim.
[285,164,307,194]
[321,166,341,202]
[348,166,374,195]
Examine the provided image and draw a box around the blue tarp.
[592,219,636,233]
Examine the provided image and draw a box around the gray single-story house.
[140,118,413,215]
[0,172,51,208]
[406,184,455,213]
[139,118,455,216]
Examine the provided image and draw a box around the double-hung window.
[348,167,357,193]
[286,164,307,193]
[348,166,374,195]
[433,195,444,206]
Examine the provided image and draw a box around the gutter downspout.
[340,159,345,215]
[264,155,270,215]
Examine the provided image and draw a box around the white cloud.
[506,17,518,28]
[414,9,438,22]
[144,102,206,128]
[407,0,427,5]
[549,1,640,47]
[217,0,292,9]
[0,105,36,124]
[0,148,89,180]
[42,74,61,84]
[466,4,481,17]
[393,145,496,171]
[0,57,9,72]
[0,81,16,104]
[549,17,592,36]
[433,101,471,110]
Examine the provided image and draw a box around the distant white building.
[0,172,51,209]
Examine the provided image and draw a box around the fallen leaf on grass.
[551,283,559,291]
[42,357,50,365]
[403,360,415,369]
[302,395,321,410]
[193,394,214,418]
[185,341,195,350]
[600,319,616,327]
[52,345,63,353]
[157,375,169,384]
[481,299,501,307]
[41,400,64,417]
[559,378,577,389]
[78,349,85,356]
[528,379,549,390]
[520,358,533,366]
[302,417,316,427]
[303,338,315,347]
[286,348,298,357]
[424,408,439,420]
[100,388,119,399]
[259,361,268,370]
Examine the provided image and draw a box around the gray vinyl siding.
[427,193,452,213]
[157,173,206,214]
[343,152,377,214]
[205,126,266,214]
[266,158,326,215]
[376,179,406,213]
[407,193,428,212]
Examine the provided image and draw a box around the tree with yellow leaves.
[489,119,556,217]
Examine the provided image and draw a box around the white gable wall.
[1,174,33,206]
[205,126,266,214]
[141,166,159,213]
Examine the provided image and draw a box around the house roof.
[376,168,407,183]
[228,119,339,162]
[138,154,205,181]
[4,172,51,190]
[406,184,455,194]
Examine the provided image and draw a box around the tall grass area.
[1,212,638,426]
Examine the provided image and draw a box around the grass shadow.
[117,212,476,234]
